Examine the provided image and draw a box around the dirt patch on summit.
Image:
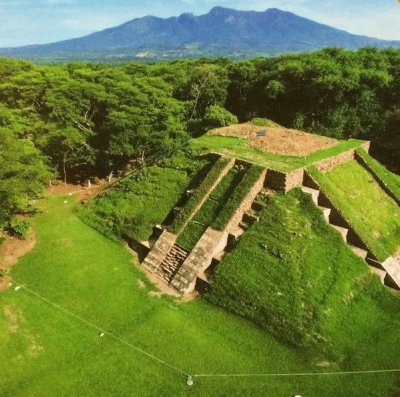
[211,123,338,156]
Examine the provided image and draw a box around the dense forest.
[1,47,399,235]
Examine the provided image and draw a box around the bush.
[250,118,281,128]
[9,218,31,240]
[203,105,238,131]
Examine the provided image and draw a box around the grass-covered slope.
[309,161,400,260]
[5,194,398,396]
[356,148,400,202]
[213,164,265,231]
[177,167,244,250]
[169,156,230,235]
[78,156,207,242]
[207,190,400,365]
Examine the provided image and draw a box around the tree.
[200,105,238,133]
[0,128,51,227]
[41,125,95,184]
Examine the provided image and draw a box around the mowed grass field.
[311,161,400,260]
[1,194,399,396]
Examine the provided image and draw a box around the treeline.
[0,47,399,232]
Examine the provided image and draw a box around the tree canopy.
[0,47,399,232]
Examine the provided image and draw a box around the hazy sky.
[0,0,399,47]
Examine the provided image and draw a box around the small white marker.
[99,332,105,338]
[186,376,194,386]
[14,286,21,291]
[64,200,68,204]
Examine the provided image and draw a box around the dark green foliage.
[8,218,31,240]
[226,47,400,162]
[200,105,238,133]
[1,48,400,235]
[356,148,400,201]
[0,129,51,227]
[170,156,230,234]
[250,118,281,128]
[79,156,204,242]
[207,189,397,352]
[213,165,264,230]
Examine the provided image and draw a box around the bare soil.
[48,180,107,201]
[0,230,36,292]
[211,123,338,156]
[0,230,36,273]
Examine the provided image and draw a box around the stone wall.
[315,149,355,173]
[362,141,371,153]
[170,227,228,294]
[225,170,267,233]
[142,230,177,273]
[285,168,305,191]
[265,168,304,192]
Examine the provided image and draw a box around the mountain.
[1,7,399,61]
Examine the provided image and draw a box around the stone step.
[369,266,387,284]
[301,186,320,205]
[350,245,368,260]
[252,200,265,212]
[331,224,349,241]
[243,211,259,224]
[318,206,331,221]
[239,221,250,231]
[381,257,400,290]
[231,226,245,239]
[156,243,190,283]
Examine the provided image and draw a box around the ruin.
[138,141,400,295]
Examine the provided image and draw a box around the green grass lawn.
[310,161,400,260]
[1,194,399,396]
[190,134,365,172]
[208,189,400,394]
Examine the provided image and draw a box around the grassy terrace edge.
[212,164,265,231]
[169,156,230,235]
[308,162,400,261]
[190,134,365,172]
[356,148,400,202]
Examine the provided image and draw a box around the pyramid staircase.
[142,163,270,295]
[301,172,400,290]
[155,244,190,283]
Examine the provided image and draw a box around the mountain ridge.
[1,6,399,61]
